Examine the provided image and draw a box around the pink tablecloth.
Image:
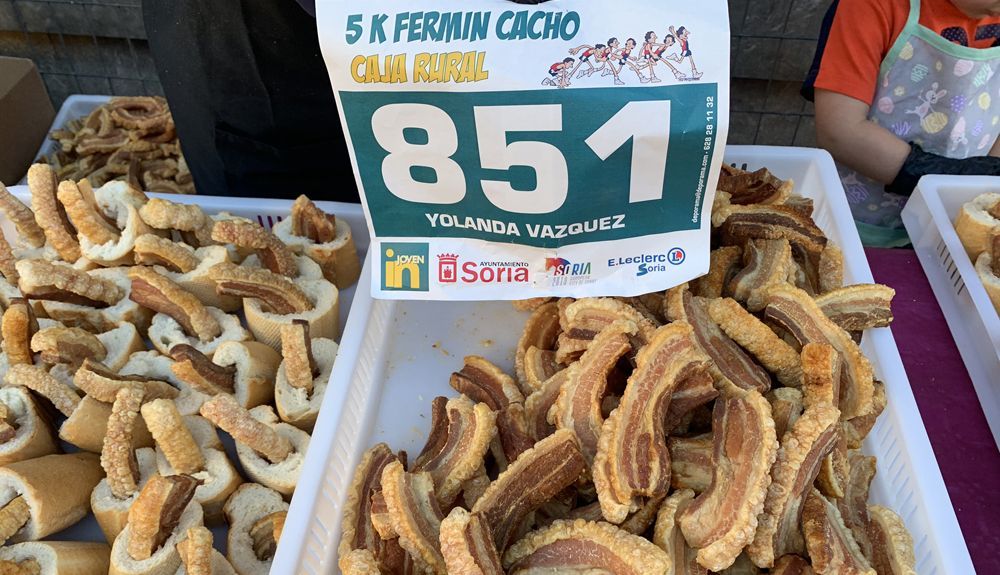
[865,247,999,574]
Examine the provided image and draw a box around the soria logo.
[438,253,529,284]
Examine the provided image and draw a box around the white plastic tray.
[2,185,369,559]
[276,146,976,575]
[18,94,113,183]
[902,176,1000,448]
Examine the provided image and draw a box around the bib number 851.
[370,101,671,214]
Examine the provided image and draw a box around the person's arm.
[991,135,1000,158]
[814,89,911,184]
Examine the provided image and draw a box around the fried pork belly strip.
[663,371,719,434]
[495,404,534,464]
[816,429,849,499]
[556,298,655,364]
[679,388,778,572]
[411,396,496,508]
[772,554,816,575]
[763,285,874,419]
[843,381,885,449]
[524,369,566,441]
[801,489,874,575]
[691,245,743,299]
[718,164,793,205]
[668,434,713,493]
[471,429,586,552]
[720,205,827,269]
[502,519,669,574]
[449,356,523,411]
[837,451,877,560]
[767,387,804,442]
[748,403,840,568]
[801,343,841,410]
[338,444,409,574]
[551,320,634,465]
[728,239,795,312]
[818,245,844,294]
[707,297,803,388]
[514,302,560,394]
[380,461,446,574]
[653,489,707,575]
[814,285,895,332]
[593,322,710,523]
[665,286,770,392]
[521,347,559,395]
[866,506,917,575]
[439,507,502,575]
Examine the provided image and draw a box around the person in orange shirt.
[804,0,1000,246]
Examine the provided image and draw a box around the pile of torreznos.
[339,165,915,575]
[0,163,359,575]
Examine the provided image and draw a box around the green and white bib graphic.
[317,0,730,299]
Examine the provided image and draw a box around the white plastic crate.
[1,185,368,559]
[17,95,112,183]
[902,175,1000,448]
[275,146,975,575]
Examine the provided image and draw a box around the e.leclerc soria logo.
[381,243,429,291]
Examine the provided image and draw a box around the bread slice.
[109,500,204,575]
[98,323,146,372]
[80,181,157,266]
[275,337,338,431]
[273,215,361,288]
[147,307,250,359]
[0,452,104,542]
[224,483,288,575]
[161,245,241,312]
[0,540,111,574]
[954,192,1000,259]
[975,251,1000,313]
[173,549,236,575]
[235,406,310,496]
[213,341,281,409]
[153,416,242,524]
[120,351,206,416]
[60,396,156,454]
[91,447,159,544]
[0,386,58,465]
[243,278,338,349]
[241,252,325,280]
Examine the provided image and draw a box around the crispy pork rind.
[768,387,804,442]
[32,267,151,334]
[866,505,916,575]
[17,259,122,309]
[73,359,179,404]
[707,297,803,388]
[223,483,289,575]
[153,245,241,312]
[1,299,38,369]
[556,298,655,365]
[73,181,155,266]
[174,526,236,575]
[275,333,337,431]
[380,460,446,573]
[145,407,242,524]
[720,205,828,287]
[763,285,875,420]
[718,163,794,206]
[513,301,560,394]
[502,519,670,574]
[0,387,58,466]
[439,506,503,575]
[652,489,705,575]
[800,489,874,575]
[748,403,840,568]
[210,220,297,278]
[0,182,45,250]
[139,199,214,248]
[665,285,770,393]
[26,164,80,263]
[668,434,713,494]
[449,355,523,411]
[679,388,779,571]
[691,245,743,299]
[110,475,204,575]
[147,306,248,360]
[200,399,307,496]
[729,238,795,312]
[272,195,361,288]
[30,326,106,368]
[813,285,895,332]
[593,322,710,523]
[523,369,566,442]
[4,364,81,417]
[551,320,635,466]
[121,350,212,417]
[338,444,409,575]
[91,447,159,545]
[411,396,496,509]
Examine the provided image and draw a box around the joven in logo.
[381,243,429,291]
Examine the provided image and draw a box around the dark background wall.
[0,0,828,146]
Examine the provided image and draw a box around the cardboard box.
[0,57,55,185]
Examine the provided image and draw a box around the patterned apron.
[837,0,1000,247]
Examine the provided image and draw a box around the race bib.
[317,0,730,299]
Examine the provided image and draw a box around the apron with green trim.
[837,0,1000,247]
